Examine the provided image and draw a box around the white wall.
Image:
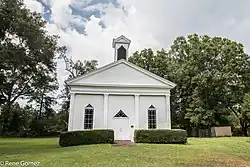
[72,94,104,130]
[139,95,169,129]
[69,93,171,141]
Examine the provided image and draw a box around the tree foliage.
[239,92,250,135]
[170,35,250,129]
[0,103,34,136]
[60,50,98,80]
[0,0,63,134]
[129,34,250,135]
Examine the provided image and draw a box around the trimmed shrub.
[59,129,114,147]
[134,129,187,144]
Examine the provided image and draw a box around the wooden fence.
[187,127,212,137]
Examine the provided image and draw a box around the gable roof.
[66,59,176,88]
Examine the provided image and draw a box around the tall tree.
[29,70,58,120]
[129,34,250,132]
[0,103,34,135]
[238,92,250,135]
[0,0,63,134]
[59,53,98,130]
[167,34,250,130]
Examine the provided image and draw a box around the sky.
[23,0,250,88]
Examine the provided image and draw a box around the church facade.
[67,35,176,141]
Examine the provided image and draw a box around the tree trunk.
[1,102,12,136]
[38,90,45,120]
[208,125,212,137]
[242,126,248,136]
[1,84,16,136]
[240,121,248,136]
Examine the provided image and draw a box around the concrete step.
[113,140,136,146]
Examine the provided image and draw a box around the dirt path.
[213,154,250,167]
[187,154,250,167]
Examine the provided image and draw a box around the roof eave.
[67,83,173,89]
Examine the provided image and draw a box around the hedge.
[59,129,114,147]
[134,129,187,144]
[2,131,60,138]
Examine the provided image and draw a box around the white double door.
[112,118,131,140]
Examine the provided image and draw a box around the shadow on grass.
[0,140,85,156]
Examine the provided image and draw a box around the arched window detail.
[148,105,156,129]
[117,46,126,60]
[84,104,94,129]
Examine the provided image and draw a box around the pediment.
[115,35,131,43]
[67,60,176,88]
[112,35,131,48]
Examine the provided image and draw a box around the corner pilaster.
[134,94,140,129]
[68,93,75,131]
[103,93,109,128]
[165,94,171,129]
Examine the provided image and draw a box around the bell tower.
[112,35,131,61]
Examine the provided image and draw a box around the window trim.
[83,104,94,130]
[147,105,157,129]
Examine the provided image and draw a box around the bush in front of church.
[134,129,187,144]
[59,129,114,147]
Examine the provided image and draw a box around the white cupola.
[112,35,131,61]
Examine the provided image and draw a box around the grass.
[0,137,250,167]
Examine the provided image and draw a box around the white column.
[68,93,75,131]
[134,94,140,129]
[165,94,171,129]
[103,93,109,128]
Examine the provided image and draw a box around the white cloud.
[23,0,250,89]
[23,0,44,13]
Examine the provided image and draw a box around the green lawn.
[0,137,250,167]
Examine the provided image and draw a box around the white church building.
[66,35,176,141]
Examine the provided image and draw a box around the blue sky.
[24,0,250,87]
